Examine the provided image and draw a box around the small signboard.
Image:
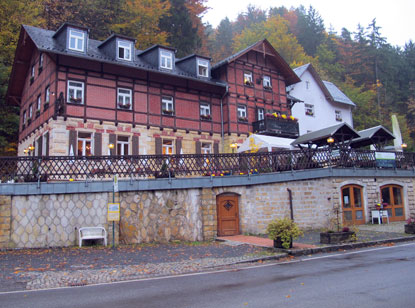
[108,203,120,221]
[375,152,396,168]
[113,174,119,192]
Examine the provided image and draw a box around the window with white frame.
[200,102,211,120]
[30,65,35,83]
[335,110,342,122]
[36,95,41,111]
[45,86,50,104]
[42,133,47,156]
[244,72,253,85]
[305,104,314,116]
[23,110,27,124]
[201,142,212,154]
[162,96,174,115]
[117,40,132,61]
[197,59,209,77]
[69,29,85,52]
[116,135,129,156]
[162,139,174,155]
[257,108,264,121]
[39,53,44,69]
[77,132,92,156]
[160,49,173,70]
[117,88,132,109]
[67,80,84,103]
[29,104,33,118]
[237,105,247,121]
[263,75,271,88]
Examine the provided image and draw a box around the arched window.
[341,185,365,225]
[380,185,405,221]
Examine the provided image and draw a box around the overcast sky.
[202,0,414,47]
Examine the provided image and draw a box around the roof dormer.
[98,34,136,62]
[176,55,211,78]
[138,45,176,71]
[53,23,89,53]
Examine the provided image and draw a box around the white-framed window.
[29,104,33,118]
[23,110,27,124]
[335,110,342,122]
[42,132,48,156]
[39,53,44,68]
[45,86,50,103]
[244,72,253,85]
[201,142,212,154]
[197,58,209,77]
[200,102,211,120]
[305,104,314,116]
[67,80,84,104]
[77,132,92,156]
[116,135,129,156]
[117,40,132,61]
[160,49,173,70]
[257,108,264,121]
[238,105,247,121]
[263,75,271,88]
[69,29,85,52]
[117,88,132,109]
[36,95,41,111]
[162,96,174,115]
[162,139,174,155]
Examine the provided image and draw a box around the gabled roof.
[350,125,395,149]
[212,39,301,86]
[291,63,355,107]
[98,33,136,48]
[176,54,211,63]
[291,122,360,147]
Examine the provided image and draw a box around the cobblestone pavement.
[0,242,280,292]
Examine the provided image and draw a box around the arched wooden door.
[217,194,239,236]
[341,185,365,225]
[380,185,405,222]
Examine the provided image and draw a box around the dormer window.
[69,29,85,52]
[160,49,173,70]
[117,40,132,61]
[197,59,209,77]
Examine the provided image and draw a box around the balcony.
[252,115,299,138]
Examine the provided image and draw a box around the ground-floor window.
[381,185,405,221]
[162,139,174,155]
[78,132,92,156]
[117,135,129,156]
[341,185,365,225]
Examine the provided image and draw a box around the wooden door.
[217,195,239,236]
[381,185,405,222]
[341,185,365,225]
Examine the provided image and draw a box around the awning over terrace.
[237,134,295,153]
[291,123,360,148]
[350,125,395,150]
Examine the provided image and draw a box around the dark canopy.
[350,126,395,149]
[291,123,360,148]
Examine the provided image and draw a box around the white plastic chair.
[371,210,381,224]
[380,210,389,224]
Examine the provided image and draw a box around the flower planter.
[404,224,415,234]
[273,237,292,249]
[320,231,355,244]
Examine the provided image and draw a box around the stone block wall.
[0,195,12,248]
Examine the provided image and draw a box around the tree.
[232,4,266,35]
[210,17,234,62]
[232,16,313,66]
[294,6,325,57]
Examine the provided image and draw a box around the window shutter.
[109,134,116,155]
[132,135,139,155]
[45,132,49,156]
[214,142,219,154]
[94,133,102,156]
[155,137,162,155]
[37,137,43,156]
[175,139,182,155]
[68,130,77,156]
[195,141,201,154]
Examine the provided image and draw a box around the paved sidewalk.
[217,235,317,249]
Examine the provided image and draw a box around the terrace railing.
[0,149,414,183]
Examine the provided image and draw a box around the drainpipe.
[220,85,229,153]
[287,188,294,221]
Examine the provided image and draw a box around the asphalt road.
[1,243,414,308]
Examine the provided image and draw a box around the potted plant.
[320,205,355,244]
[266,218,303,249]
[405,216,415,234]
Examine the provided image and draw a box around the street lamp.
[108,143,115,155]
[230,143,238,153]
[327,137,334,144]
[401,143,407,149]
